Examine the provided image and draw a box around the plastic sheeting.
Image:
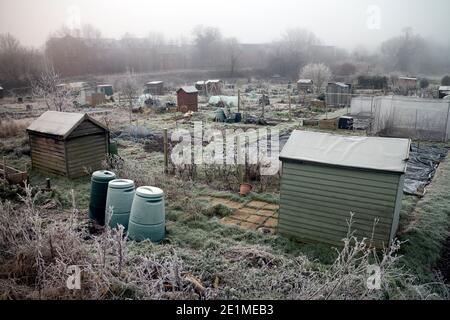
[403,144,449,196]
[208,96,238,108]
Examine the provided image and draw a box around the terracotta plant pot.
[239,183,253,196]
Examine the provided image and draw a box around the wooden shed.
[396,77,417,95]
[97,84,114,96]
[279,131,410,248]
[205,80,223,96]
[27,111,110,178]
[145,81,164,95]
[297,79,313,93]
[177,86,198,112]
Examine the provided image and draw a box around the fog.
[1,0,449,50]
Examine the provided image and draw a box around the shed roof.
[177,86,198,94]
[328,82,349,88]
[280,131,410,173]
[298,79,313,84]
[0,86,3,90]
[147,81,163,85]
[399,77,417,81]
[27,111,108,139]
[196,81,206,85]
[206,79,222,84]
[439,86,450,91]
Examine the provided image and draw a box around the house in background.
[177,86,198,112]
[27,111,110,178]
[145,81,164,95]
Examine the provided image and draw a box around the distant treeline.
[1,25,450,90]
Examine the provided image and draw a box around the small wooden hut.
[27,111,110,178]
[145,81,164,95]
[177,86,198,112]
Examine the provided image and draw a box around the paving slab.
[246,200,270,209]
[247,214,268,225]
[264,218,278,228]
[220,217,240,226]
[256,209,276,217]
[239,221,260,230]
[232,209,254,221]
[262,203,279,211]
[221,200,244,209]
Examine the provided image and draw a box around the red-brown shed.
[177,86,198,112]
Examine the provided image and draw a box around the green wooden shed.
[279,131,410,248]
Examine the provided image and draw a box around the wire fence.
[351,95,450,141]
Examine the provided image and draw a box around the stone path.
[198,196,279,233]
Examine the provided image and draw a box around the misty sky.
[1,0,449,50]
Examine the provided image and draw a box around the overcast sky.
[1,0,449,50]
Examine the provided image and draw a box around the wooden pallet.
[1,159,28,186]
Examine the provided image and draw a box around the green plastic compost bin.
[88,170,117,225]
[128,186,165,243]
[105,179,135,230]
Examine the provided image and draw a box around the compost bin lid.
[92,170,117,182]
[108,179,134,189]
[136,186,164,198]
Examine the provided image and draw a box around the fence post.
[445,102,450,141]
[163,128,168,174]
[288,93,292,121]
[3,157,7,180]
[238,89,241,113]
[236,135,244,184]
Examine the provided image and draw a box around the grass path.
[399,152,450,282]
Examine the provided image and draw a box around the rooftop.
[280,131,410,173]
[178,86,198,94]
[27,111,107,139]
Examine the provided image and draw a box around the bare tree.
[192,25,222,68]
[0,33,43,88]
[224,37,241,76]
[300,63,332,93]
[121,74,139,124]
[31,64,74,111]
